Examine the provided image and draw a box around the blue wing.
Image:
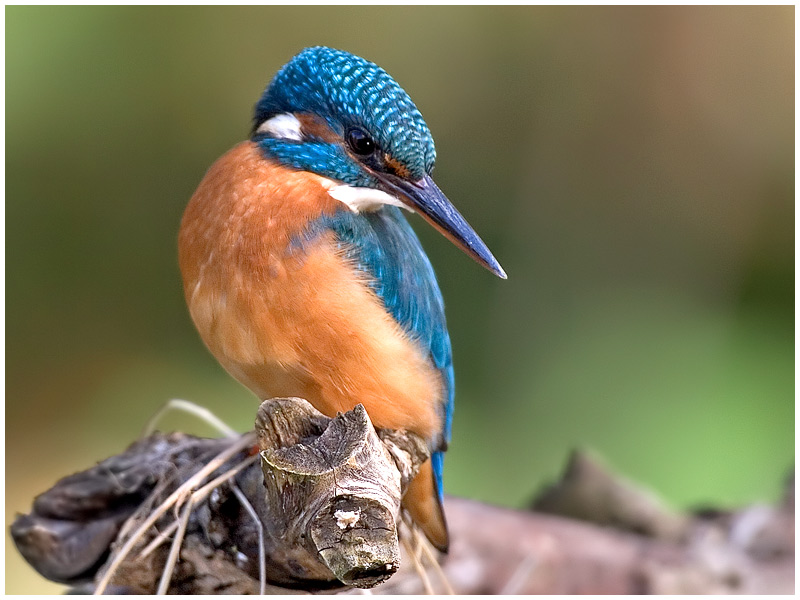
[301,206,453,499]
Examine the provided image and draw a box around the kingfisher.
[178,46,505,553]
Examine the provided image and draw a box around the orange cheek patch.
[296,113,341,143]
[383,154,411,179]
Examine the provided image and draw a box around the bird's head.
[252,46,505,279]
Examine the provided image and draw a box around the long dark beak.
[376,173,507,279]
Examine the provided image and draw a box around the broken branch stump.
[254,397,429,588]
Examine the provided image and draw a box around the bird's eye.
[347,128,376,156]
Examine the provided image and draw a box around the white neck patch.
[255,118,411,215]
[326,182,412,214]
[256,113,303,141]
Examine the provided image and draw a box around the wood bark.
[10,398,794,594]
[254,397,427,588]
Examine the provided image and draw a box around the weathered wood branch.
[10,398,794,594]
[254,397,428,588]
[12,398,430,593]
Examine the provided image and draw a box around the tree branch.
[10,398,794,594]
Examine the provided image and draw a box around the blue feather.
[258,47,461,502]
[297,206,453,499]
[254,46,436,182]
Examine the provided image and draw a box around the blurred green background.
[6,6,793,593]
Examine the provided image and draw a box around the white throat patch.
[326,182,411,214]
[255,113,303,141]
[256,117,412,215]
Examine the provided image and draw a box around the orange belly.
[179,141,448,550]
[179,141,444,442]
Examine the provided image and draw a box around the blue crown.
[254,47,436,181]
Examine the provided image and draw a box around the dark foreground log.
[12,398,430,593]
[10,398,794,594]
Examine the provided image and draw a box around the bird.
[178,46,505,553]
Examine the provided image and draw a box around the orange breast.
[178,141,444,441]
